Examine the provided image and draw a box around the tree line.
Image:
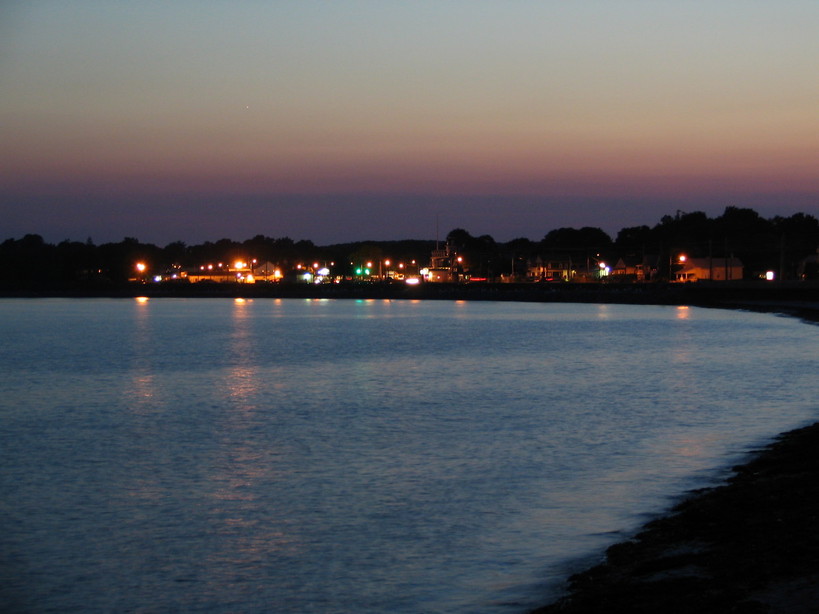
[488,206,819,280]
[2,206,818,289]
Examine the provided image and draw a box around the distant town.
[3,206,819,291]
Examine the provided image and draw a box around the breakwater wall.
[6,280,819,314]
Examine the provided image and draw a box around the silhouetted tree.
[162,241,188,266]
[542,227,612,251]
[4,205,819,288]
[445,228,473,252]
[770,213,819,279]
[348,244,383,275]
[615,225,654,253]
[0,234,54,286]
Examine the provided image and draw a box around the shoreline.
[527,293,819,613]
[531,421,819,613]
[2,278,819,304]
[5,280,819,328]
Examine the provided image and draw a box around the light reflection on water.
[1,299,818,613]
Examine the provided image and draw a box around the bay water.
[1,298,817,613]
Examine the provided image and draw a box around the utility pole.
[709,240,713,281]
[779,234,786,281]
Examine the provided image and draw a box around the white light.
[766,271,775,281]
[405,278,421,285]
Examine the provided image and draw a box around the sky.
[1,1,817,246]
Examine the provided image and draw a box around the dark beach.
[532,421,819,613]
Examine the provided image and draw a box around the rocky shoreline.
[531,421,819,614]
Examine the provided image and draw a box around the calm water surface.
[1,298,817,613]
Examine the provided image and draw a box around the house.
[185,270,239,283]
[252,261,282,281]
[797,249,819,280]
[674,257,743,282]
[528,255,574,281]
[612,255,658,282]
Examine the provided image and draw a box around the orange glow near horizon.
[8,135,815,200]
[3,3,818,244]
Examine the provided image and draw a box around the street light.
[670,253,687,282]
[454,255,464,282]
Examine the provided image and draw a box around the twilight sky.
[1,1,817,245]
